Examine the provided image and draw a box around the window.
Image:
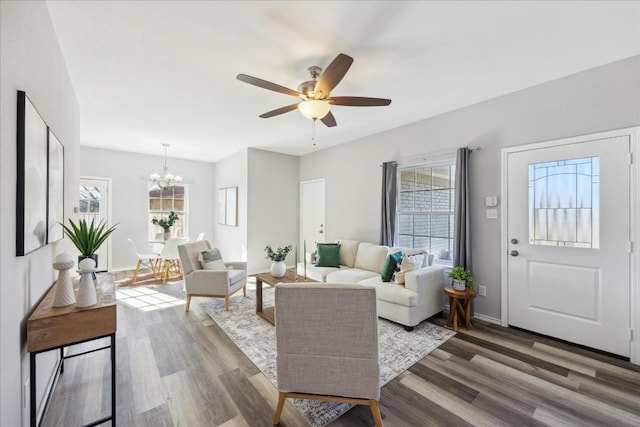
[396,162,456,264]
[528,156,599,248]
[148,184,188,240]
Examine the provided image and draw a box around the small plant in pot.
[61,218,118,269]
[152,211,179,240]
[449,266,473,291]
[265,244,293,278]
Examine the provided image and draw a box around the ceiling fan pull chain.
[312,118,317,146]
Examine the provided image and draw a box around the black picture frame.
[17,91,48,256]
[47,128,64,243]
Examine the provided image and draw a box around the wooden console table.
[27,285,117,426]
[254,269,316,325]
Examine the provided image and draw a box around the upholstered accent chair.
[273,283,383,427]
[177,240,247,311]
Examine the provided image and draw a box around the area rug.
[200,286,455,426]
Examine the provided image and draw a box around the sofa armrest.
[225,261,247,271]
[186,269,230,294]
[404,265,445,314]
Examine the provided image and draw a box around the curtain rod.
[380,146,480,167]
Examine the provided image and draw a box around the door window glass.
[78,185,101,223]
[528,157,599,248]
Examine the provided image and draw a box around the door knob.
[318,230,324,234]
[510,250,519,257]
[511,238,518,244]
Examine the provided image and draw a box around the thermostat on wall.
[485,196,498,207]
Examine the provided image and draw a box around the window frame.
[147,183,189,241]
[395,158,456,266]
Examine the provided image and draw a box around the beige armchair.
[273,283,382,427]
[177,240,247,311]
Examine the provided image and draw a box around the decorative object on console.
[152,210,179,240]
[52,253,75,307]
[265,244,293,278]
[449,266,474,291]
[76,257,97,307]
[149,143,182,189]
[61,217,118,269]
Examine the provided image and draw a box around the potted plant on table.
[265,244,293,278]
[449,266,473,291]
[61,218,118,269]
[152,210,179,240]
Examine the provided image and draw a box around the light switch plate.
[485,196,498,207]
[486,208,498,219]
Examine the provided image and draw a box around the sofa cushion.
[316,243,340,267]
[298,263,342,282]
[336,239,359,268]
[359,276,418,307]
[326,268,378,284]
[354,242,389,273]
[395,253,425,284]
[381,251,403,282]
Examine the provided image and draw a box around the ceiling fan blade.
[328,96,392,107]
[314,54,353,97]
[259,103,300,118]
[320,111,337,127]
[236,74,300,98]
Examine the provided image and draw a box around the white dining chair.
[196,232,205,241]
[159,237,189,284]
[128,239,160,284]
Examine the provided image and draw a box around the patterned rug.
[200,286,455,426]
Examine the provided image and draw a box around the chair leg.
[163,261,170,284]
[273,392,286,425]
[224,295,230,311]
[185,294,192,312]
[370,400,383,427]
[132,260,142,284]
[150,259,159,279]
[243,285,246,297]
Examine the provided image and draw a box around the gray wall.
[0,2,80,425]
[300,55,640,321]
[247,148,299,273]
[79,147,217,269]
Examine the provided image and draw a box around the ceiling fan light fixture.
[298,100,330,120]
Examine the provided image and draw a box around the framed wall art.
[218,186,238,226]
[218,188,226,225]
[16,90,48,255]
[47,128,64,243]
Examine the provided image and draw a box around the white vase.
[77,271,97,307]
[453,279,466,291]
[163,230,171,240]
[270,261,286,278]
[52,259,76,307]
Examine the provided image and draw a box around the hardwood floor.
[41,281,640,427]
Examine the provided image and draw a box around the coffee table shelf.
[254,269,316,325]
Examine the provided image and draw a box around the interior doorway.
[300,179,326,261]
[78,177,113,271]
[502,129,635,358]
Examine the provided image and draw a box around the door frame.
[500,127,640,364]
[79,176,114,271]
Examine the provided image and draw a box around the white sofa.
[297,239,445,330]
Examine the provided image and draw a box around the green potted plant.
[265,244,293,278]
[449,266,473,291]
[152,211,179,240]
[61,218,118,269]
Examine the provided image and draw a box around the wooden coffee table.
[254,269,316,325]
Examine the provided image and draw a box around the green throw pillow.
[199,248,226,270]
[381,251,403,282]
[316,243,341,268]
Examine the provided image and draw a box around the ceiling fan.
[236,53,391,128]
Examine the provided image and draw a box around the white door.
[300,179,326,261]
[78,177,113,271]
[506,135,630,357]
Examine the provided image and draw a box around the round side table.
[443,286,477,331]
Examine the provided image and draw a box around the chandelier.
[150,143,182,189]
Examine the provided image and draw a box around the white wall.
[0,2,80,425]
[247,149,299,273]
[214,149,248,262]
[79,147,216,269]
[300,55,640,321]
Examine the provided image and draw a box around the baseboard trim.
[444,305,501,325]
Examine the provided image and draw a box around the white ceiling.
[46,1,640,163]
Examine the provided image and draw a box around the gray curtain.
[380,161,397,246]
[453,148,472,271]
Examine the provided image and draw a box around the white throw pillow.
[394,253,424,284]
[198,248,226,270]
